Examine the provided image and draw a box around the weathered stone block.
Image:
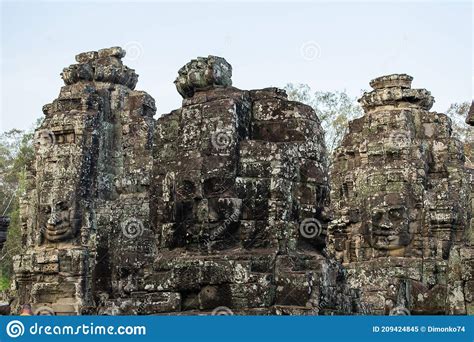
[175,56,232,98]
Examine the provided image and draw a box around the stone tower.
[147,56,357,314]
[329,74,472,314]
[12,47,155,315]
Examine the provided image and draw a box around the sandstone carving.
[174,56,232,98]
[12,47,155,315]
[329,74,473,314]
[149,56,357,315]
[8,48,473,316]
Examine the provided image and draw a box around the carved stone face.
[34,122,84,244]
[39,198,77,242]
[369,205,411,250]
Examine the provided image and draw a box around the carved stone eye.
[56,201,68,211]
[372,211,383,222]
[41,205,51,214]
[389,208,404,219]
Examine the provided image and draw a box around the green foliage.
[0,275,10,291]
[0,206,21,285]
[0,127,36,288]
[284,83,364,153]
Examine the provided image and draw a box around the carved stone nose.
[47,213,57,225]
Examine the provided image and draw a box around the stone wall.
[9,47,473,315]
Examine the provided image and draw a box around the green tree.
[0,127,36,290]
[284,84,364,153]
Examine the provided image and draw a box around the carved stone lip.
[45,224,70,237]
[373,236,402,248]
[44,234,71,242]
[372,230,399,237]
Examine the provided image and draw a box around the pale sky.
[1,0,472,132]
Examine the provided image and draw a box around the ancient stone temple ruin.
[9,47,473,315]
[329,74,473,314]
[150,56,357,315]
[13,47,156,315]
[11,48,358,315]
